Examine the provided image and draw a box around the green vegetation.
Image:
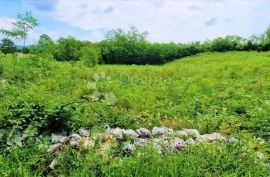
[0,38,16,54]
[1,11,270,64]
[0,10,270,177]
[0,52,269,176]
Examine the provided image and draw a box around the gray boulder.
[78,129,90,137]
[134,138,148,146]
[152,127,173,137]
[123,129,139,139]
[197,132,224,142]
[169,138,185,151]
[227,136,238,143]
[47,143,63,153]
[182,129,200,137]
[123,142,135,154]
[136,128,151,138]
[69,133,81,147]
[51,133,68,143]
[110,127,124,139]
[49,158,58,169]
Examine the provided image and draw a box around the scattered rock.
[256,137,265,145]
[51,133,68,143]
[256,152,267,161]
[7,132,23,147]
[104,124,111,133]
[79,129,90,137]
[47,143,63,153]
[134,138,148,147]
[123,129,139,139]
[170,138,185,151]
[49,158,58,169]
[136,128,151,138]
[123,142,135,154]
[197,132,224,142]
[82,138,95,148]
[69,133,81,147]
[152,127,173,137]
[110,127,123,139]
[227,137,238,143]
[46,126,257,157]
[182,129,200,137]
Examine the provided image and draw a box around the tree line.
[1,11,270,66]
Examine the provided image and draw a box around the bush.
[99,26,149,64]
[79,45,99,67]
[29,34,56,56]
[0,64,3,78]
[54,36,82,61]
[0,38,16,54]
[210,37,236,52]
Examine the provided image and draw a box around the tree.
[0,38,16,54]
[100,26,149,64]
[0,11,39,51]
[38,34,55,54]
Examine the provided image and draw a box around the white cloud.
[0,17,15,30]
[42,0,270,42]
[4,0,270,43]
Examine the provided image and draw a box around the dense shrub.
[79,45,99,67]
[210,37,236,52]
[0,38,16,54]
[98,27,149,64]
[24,26,270,65]
[29,34,56,56]
[54,36,82,61]
[0,64,3,77]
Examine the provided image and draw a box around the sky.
[0,0,270,45]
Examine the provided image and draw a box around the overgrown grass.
[0,51,270,176]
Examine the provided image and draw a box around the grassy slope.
[0,51,270,176]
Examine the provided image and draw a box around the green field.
[0,51,270,176]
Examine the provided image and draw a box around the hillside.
[0,51,270,176]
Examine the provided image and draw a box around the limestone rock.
[69,133,81,147]
[110,127,124,139]
[256,152,267,161]
[51,133,68,143]
[47,143,63,153]
[82,137,95,148]
[123,142,135,154]
[227,136,238,143]
[182,129,200,137]
[49,158,58,169]
[197,132,224,142]
[134,138,148,147]
[123,129,139,139]
[136,128,151,138]
[79,129,90,137]
[169,138,185,151]
[152,127,173,137]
